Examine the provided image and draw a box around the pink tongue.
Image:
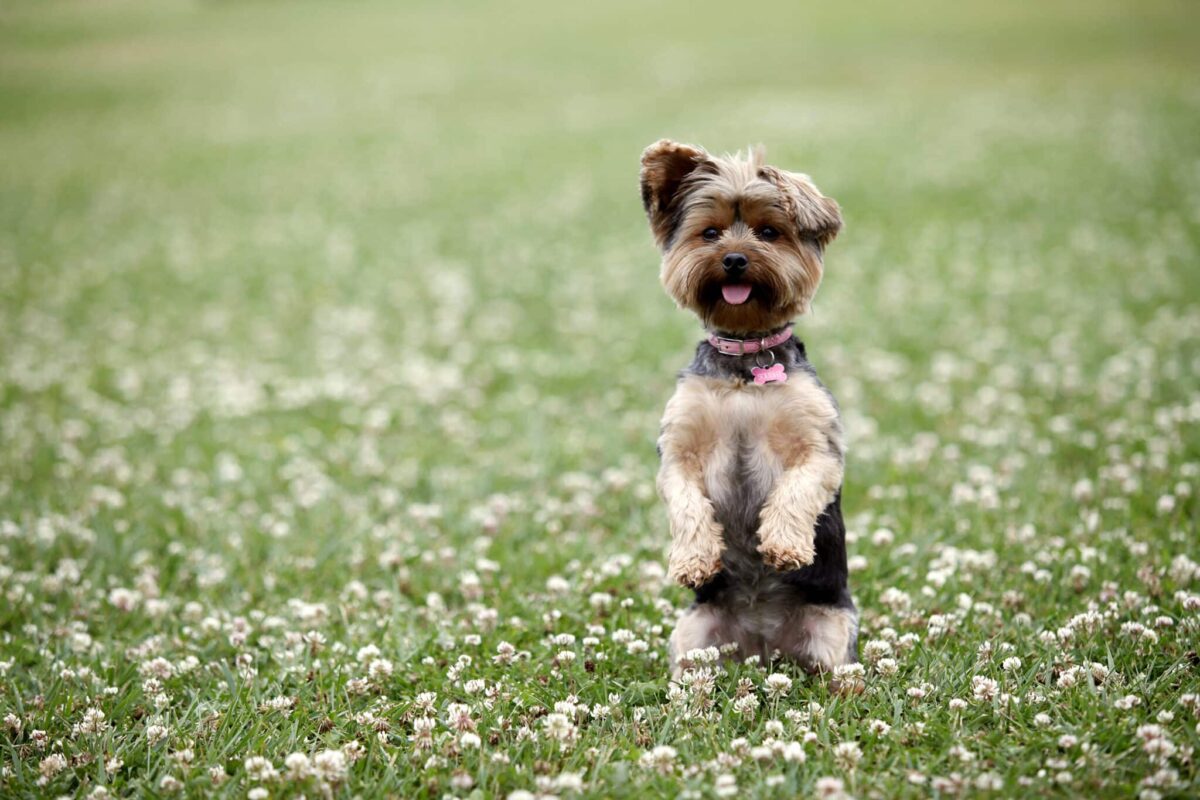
[721,284,752,305]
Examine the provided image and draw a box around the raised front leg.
[657,380,724,588]
[757,398,844,571]
[657,454,724,588]
[757,448,843,570]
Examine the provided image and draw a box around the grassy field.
[2,0,1199,797]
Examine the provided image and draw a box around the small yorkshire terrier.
[640,140,857,677]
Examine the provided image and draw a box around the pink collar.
[706,325,793,356]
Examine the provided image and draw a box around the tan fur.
[640,140,841,335]
[669,600,856,674]
[789,604,858,672]
[657,369,842,582]
[647,139,857,677]
[640,139,709,248]
[668,604,722,670]
[657,384,724,587]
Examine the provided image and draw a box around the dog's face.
[640,140,842,334]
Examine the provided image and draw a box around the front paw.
[757,525,816,571]
[668,546,723,588]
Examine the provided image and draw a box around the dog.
[640,140,858,678]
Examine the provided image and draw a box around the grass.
[1,0,1199,797]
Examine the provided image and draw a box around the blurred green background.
[2,0,1199,576]
[2,0,1199,581]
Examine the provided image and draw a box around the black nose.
[722,252,748,275]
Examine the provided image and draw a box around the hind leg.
[669,603,770,676]
[669,604,724,676]
[772,602,858,675]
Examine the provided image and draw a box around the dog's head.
[640,140,841,334]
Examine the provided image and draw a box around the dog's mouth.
[699,279,775,313]
[720,283,753,305]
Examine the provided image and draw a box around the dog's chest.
[666,367,841,584]
[697,384,788,518]
[667,378,799,547]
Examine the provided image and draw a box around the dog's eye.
[758,226,780,241]
[702,227,721,241]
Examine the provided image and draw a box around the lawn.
[1,0,1199,797]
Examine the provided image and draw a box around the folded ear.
[640,139,710,248]
[760,166,843,248]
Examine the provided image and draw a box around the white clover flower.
[684,646,720,664]
[1057,666,1083,689]
[862,639,893,664]
[555,771,584,792]
[367,658,393,682]
[972,676,999,701]
[140,657,174,680]
[781,741,806,763]
[493,641,517,665]
[834,741,862,768]
[263,696,294,714]
[949,744,975,763]
[313,749,348,781]
[108,588,141,611]
[733,694,760,717]
[764,673,792,698]
[146,724,169,745]
[38,753,68,784]
[542,713,577,743]
[880,587,911,612]
[244,756,277,782]
[876,657,899,677]
[77,707,107,735]
[283,752,311,780]
[640,744,677,774]
[833,662,865,679]
[447,703,473,731]
[814,776,848,798]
